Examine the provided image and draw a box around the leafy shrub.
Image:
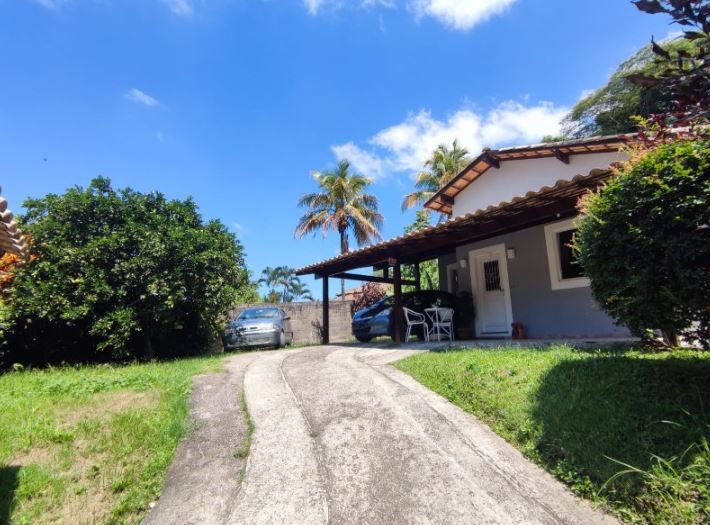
[2,177,257,364]
[352,282,387,311]
[576,140,710,346]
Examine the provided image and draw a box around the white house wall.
[451,151,626,217]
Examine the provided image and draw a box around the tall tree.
[259,265,297,302]
[401,140,470,211]
[258,266,283,299]
[295,159,383,297]
[3,177,256,363]
[401,211,439,292]
[627,0,709,140]
[561,39,698,138]
[289,278,314,302]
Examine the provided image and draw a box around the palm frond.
[401,190,433,211]
[400,140,471,212]
[296,157,382,253]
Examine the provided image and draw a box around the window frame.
[543,218,590,291]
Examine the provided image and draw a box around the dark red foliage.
[352,282,387,311]
[631,0,710,141]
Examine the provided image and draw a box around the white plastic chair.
[427,307,454,342]
[403,307,429,342]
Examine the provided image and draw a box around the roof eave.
[424,133,630,215]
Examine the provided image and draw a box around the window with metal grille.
[483,260,501,291]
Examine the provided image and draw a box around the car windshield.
[237,308,280,320]
[380,296,394,307]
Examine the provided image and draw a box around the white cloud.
[479,101,566,145]
[333,100,567,178]
[34,0,194,15]
[378,14,387,32]
[124,88,160,107]
[33,0,70,9]
[160,0,194,15]
[663,29,683,41]
[300,0,514,30]
[409,0,516,30]
[303,0,326,15]
[232,222,246,235]
[331,142,388,179]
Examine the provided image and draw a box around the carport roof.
[295,168,612,277]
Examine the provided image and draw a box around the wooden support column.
[322,276,329,345]
[393,263,402,343]
[414,263,421,292]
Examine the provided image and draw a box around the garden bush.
[576,140,710,346]
[2,177,257,365]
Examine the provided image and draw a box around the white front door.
[469,244,513,336]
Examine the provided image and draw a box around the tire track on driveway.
[229,349,328,525]
[351,347,613,524]
[283,347,504,524]
[280,346,616,525]
[148,345,617,525]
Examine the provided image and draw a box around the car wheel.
[355,335,372,343]
[277,330,286,349]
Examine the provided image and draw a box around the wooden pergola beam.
[392,263,402,343]
[483,153,500,169]
[440,194,455,206]
[330,272,416,286]
[553,148,570,164]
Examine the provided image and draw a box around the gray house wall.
[438,252,457,290]
[440,222,629,339]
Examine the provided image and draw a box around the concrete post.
[322,276,329,344]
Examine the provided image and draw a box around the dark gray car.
[352,290,456,342]
[222,307,294,350]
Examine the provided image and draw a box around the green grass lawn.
[0,355,224,525]
[395,346,710,525]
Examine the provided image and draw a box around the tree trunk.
[661,328,679,348]
[339,229,348,300]
[143,325,154,360]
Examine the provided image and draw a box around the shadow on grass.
[433,342,643,354]
[0,466,19,525]
[531,354,710,487]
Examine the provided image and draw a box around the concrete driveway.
[146,346,615,525]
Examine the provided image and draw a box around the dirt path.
[144,346,616,525]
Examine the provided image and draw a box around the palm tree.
[258,266,280,296]
[274,266,296,302]
[263,289,281,303]
[295,159,383,297]
[289,278,314,302]
[401,139,471,211]
[259,266,294,302]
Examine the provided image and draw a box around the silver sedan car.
[222,307,294,350]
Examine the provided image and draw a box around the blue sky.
[0,0,674,298]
